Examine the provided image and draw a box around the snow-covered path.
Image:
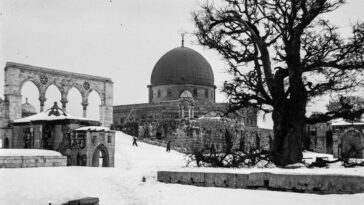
[1,131,364,205]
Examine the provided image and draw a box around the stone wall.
[136,118,273,154]
[0,155,67,168]
[157,171,364,194]
[305,123,364,158]
[113,102,258,128]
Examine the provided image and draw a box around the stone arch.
[4,62,113,127]
[86,89,102,120]
[20,80,41,113]
[44,84,62,111]
[341,129,363,158]
[65,87,84,116]
[92,144,109,167]
[19,79,41,95]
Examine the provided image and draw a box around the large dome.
[150,47,214,86]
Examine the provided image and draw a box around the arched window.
[157,89,161,98]
[193,88,198,97]
[205,89,208,98]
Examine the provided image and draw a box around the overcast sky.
[0,0,363,127]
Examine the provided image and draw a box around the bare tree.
[193,0,364,166]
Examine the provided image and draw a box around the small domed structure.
[22,98,37,117]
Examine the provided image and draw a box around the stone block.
[236,174,249,188]
[66,197,99,205]
[214,173,237,188]
[204,172,216,187]
[248,172,270,187]
[157,171,171,183]
[190,172,205,186]
[176,172,191,184]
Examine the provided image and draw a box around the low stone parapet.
[157,171,364,194]
[0,155,67,168]
[62,197,99,205]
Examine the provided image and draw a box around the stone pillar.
[99,82,113,127]
[39,96,47,112]
[188,107,191,119]
[4,66,22,120]
[191,106,194,119]
[61,98,68,110]
[82,101,88,118]
[61,92,68,110]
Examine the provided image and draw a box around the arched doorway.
[342,130,363,158]
[92,144,109,167]
[4,138,9,148]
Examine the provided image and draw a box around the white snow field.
[1,131,364,205]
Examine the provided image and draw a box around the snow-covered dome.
[21,98,37,117]
[150,47,214,86]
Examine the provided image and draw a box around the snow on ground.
[0,149,62,156]
[1,131,364,205]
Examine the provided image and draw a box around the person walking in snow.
[132,137,138,147]
[166,140,171,152]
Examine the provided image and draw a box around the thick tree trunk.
[271,101,306,166]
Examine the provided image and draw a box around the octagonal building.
[148,46,216,103]
[113,44,258,140]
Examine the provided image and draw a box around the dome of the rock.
[150,47,214,86]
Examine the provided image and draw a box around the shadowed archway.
[92,144,109,167]
[342,130,363,158]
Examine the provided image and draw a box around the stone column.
[39,96,47,112]
[61,98,68,110]
[188,106,191,119]
[4,66,23,120]
[181,106,184,118]
[99,82,113,127]
[82,101,88,118]
[61,91,68,110]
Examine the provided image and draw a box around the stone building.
[0,62,114,150]
[11,102,115,167]
[306,119,364,159]
[0,62,115,166]
[113,44,271,152]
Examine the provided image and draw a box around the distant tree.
[324,96,364,122]
[193,0,364,166]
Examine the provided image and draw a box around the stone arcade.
[0,62,115,167]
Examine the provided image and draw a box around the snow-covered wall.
[0,155,67,168]
[158,171,364,194]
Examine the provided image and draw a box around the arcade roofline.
[5,62,113,83]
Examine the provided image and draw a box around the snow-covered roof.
[0,149,62,157]
[75,126,113,132]
[13,102,99,124]
[198,111,222,120]
[331,118,364,126]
